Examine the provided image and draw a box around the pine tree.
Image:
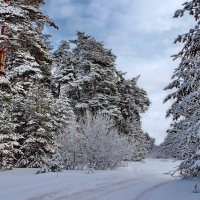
[164,0,200,178]
[69,32,120,119]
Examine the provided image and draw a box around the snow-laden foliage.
[0,83,22,170]
[0,0,57,82]
[14,84,57,168]
[51,85,78,171]
[163,0,200,178]
[179,149,200,179]
[11,83,76,171]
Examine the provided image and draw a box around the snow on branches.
[163,0,200,178]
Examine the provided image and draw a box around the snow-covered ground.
[0,159,199,200]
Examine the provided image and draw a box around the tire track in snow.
[55,178,142,200]
[88,176,173,200]
[133,180,173,200]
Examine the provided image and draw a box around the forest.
[0,0,200,199]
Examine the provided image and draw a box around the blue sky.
[43,0,193,144]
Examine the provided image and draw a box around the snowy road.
[0,159,199,200]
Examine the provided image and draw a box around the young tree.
[36,85,77,173]
[52,85,79,170]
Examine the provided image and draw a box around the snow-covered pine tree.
[160,121,195,159]
[116,73,153,160]
[52,42,84,169]
[15,83,77,172]
[53,32,154,161]
[164,0,200,178]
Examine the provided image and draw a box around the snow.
[0,77,9,84]
[75,102,89,109]
[0,3,24,17]
[0,159,199,200]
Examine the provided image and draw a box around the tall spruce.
[164,0,200,178]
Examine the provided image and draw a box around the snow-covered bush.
[57,113,132,170]
[81,113,132,169]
